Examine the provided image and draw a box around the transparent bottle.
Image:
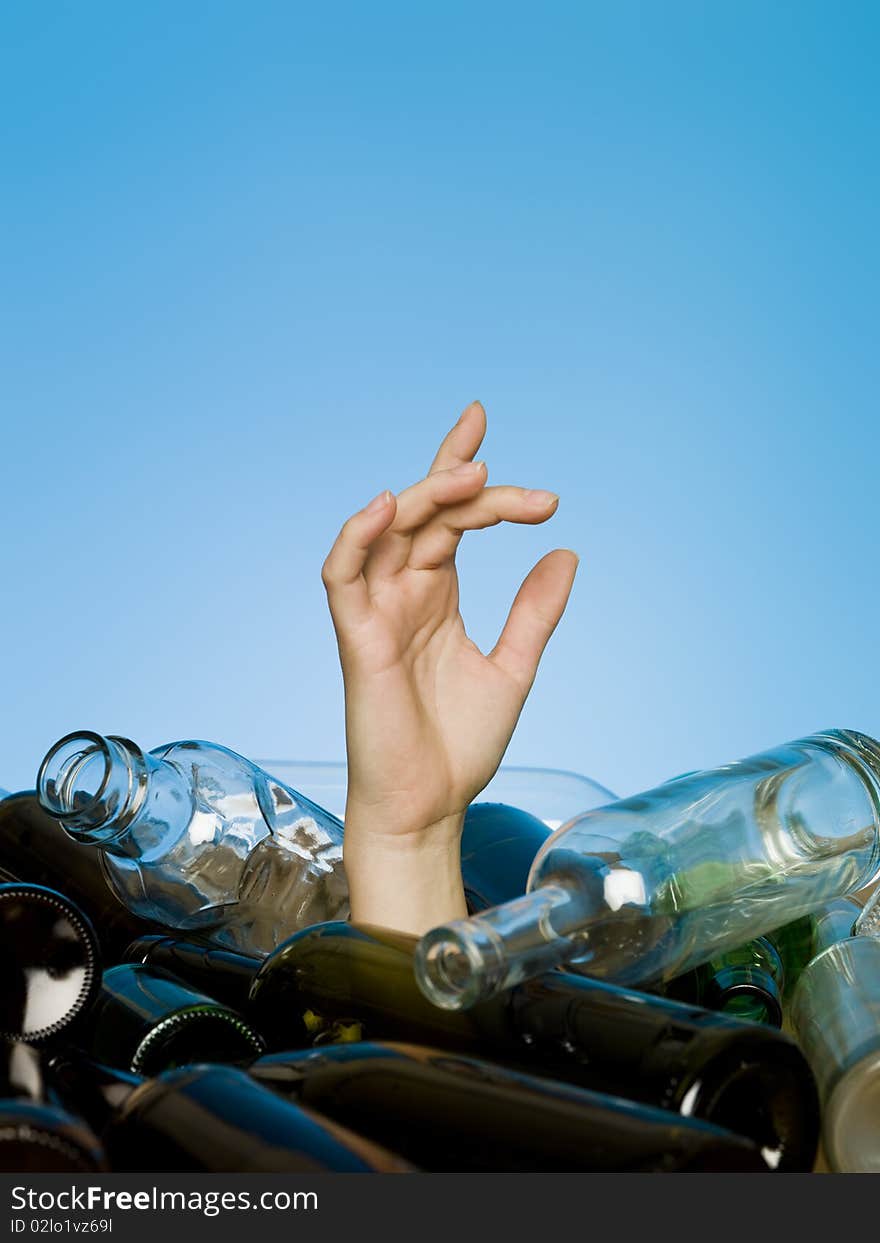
[790,898,880,1172]
[256,760,616,829]
[416,730,880,1009]
[36,731,350,956]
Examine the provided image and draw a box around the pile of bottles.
[1,726,879,1173]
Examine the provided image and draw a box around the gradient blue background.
[2,2,878,801]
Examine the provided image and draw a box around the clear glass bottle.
[37,731,350,955]
[256,761,616,829]
[0,792,162,958]
[789,898,880,1172]
[416,729,880,1009]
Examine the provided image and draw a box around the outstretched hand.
[322,401,579,933]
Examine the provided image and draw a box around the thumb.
[488,549,579,695]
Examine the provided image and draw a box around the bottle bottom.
[825,1048,880,1172]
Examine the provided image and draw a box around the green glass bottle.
[83,964,265,1075]
[664,937,785,1027]
[249,1040,768,1171]
[246,919,819,1170]
[47,1054,411,1172]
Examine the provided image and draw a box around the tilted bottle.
[125,935,260,1012]
[0,1042,107,1172]
[37,731,350,955]
[256,761,616,831]
[790,897,880,1172]
[81,963,265,1075]
[0,792,160,958]
[0,882,102,1045]
[245,920,819,1170]
[460,803,552,912]
[664,907,839,1025]
[249,1040,767,1171]
[119,799,567,1011]
[663,937,785,1027]
[416,730,880,1009]
[46,1054,410,1172]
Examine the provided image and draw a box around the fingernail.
[523,489,559,507]
[452,460,486,476]
[365,490,392,513]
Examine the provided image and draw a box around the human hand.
[321,401,579,932]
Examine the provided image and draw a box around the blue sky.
[1,2,878,802]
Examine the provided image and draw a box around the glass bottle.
[249,1040,766,1172]
[0,791,162,958]
[663,937,785,1027]
[0,882,102,1044]
[416,729,880,1009]
[461,803,552,911]
[37,731,350,955]
[789,898,880,1172]
[125,934,260,1013]
[0,1041,107,1172]
[255,761,616,830]
[245,920,819,1170]
[49,1054,411,1172]
[83,963,265,1075]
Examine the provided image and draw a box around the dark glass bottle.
[124,936,260,1013]
[247,920,819,1171]
[0,882,101,1044]
[249,1039,766,1171]
[46,1052,142,1138]
[0,1042,107,1172]
[46,1052,410,1172]
[82,964,265,1075]
[664,937,785,1027]
[0,792,160,958]
[460,803,551,912]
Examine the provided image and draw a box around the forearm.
[343,811,468,935]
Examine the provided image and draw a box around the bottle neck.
[37,731,185,855]
[703,938,784,1027]
[415,881,587,1010]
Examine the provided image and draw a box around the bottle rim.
[0,882,102,1044]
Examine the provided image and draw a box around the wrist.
[343,805,466,849]
[342,810,468,936]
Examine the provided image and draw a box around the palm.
[342,564,527,829]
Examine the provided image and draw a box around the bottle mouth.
[130,1008,266,1076]
[37,731,147,842]
[414,924,505,1011]
[0,884,101,1043]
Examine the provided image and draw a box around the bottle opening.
[38,732,114,821]
[415,925,505,1011]
[37,731,146,843]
